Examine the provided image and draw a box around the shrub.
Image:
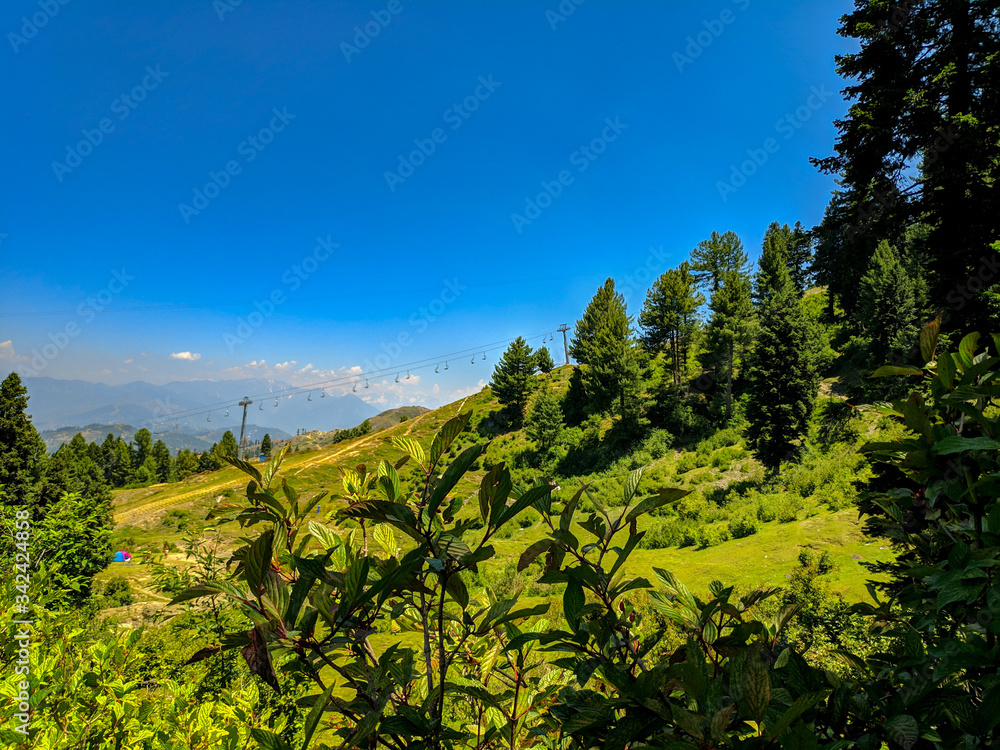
[639,519,690,549]
[756,491,799,523]
[727,505,761,539]
[696,523,731,548]
[96,575,135,607]
[675,492,707,520]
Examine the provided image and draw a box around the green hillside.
[103,362,891,628]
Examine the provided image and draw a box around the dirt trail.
[114,411,439,527]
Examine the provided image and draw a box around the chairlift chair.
[395,373,400,383]
[365,379,369,389]
[352,382,357,393]
[435,364,439,373]
[405,370,410,379]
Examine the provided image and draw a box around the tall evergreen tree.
[261,433,273,458]
[639,262,704,385]
[0,372,46,509]
[217,430,239,458]
[132,428,153,470]
[745,259,819,470]
[534,346,555,374]
[813,0,1000,328]
[690,231,749,293]
[708,270,755,422]
[858,240,919,359]
[579,281,642,424]
[525,385,564,454]
[488,337,538,422]
[570,279,619,364]
[561,367,589,428]
[174,449,200,480]
[151,440,173,483]
[787,221,814,295]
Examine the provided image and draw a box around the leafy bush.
[696,522,731,547]
[727,505,761,539]
[97,574,134,607]
[675,491,707,520]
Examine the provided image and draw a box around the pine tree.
[174,449,200,480]
[525,386,564,453]
[787,222,813,295]
[858,240,919,359]
[261,433,272,458]
[199,444,224,472]
[534,346,555,374]
[579,281,642,424]
[746,259,819,470]
[0,372,46,509]
[570,279,619,364]
[488,336,538,422]
[755,222,794,305]
[562,367,588,427]
[813,0,1000,328]
[132,428,153,470]
[690,231,749,293]
[217,430,239,458]
[151,440,173,483]
[708,270,755,422]
[639,262,704,384]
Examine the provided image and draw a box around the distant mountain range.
[24,376,379,449]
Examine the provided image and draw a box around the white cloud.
[170,351,202,361]
[0,340,27,363]
[449,379,487,400]
[123,358,133,364]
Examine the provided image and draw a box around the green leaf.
[958,332,981,370]
[392,435,426,467]
[246,529,274,596]
[626,487,689,522]
[299,682,336,750]
[767,691,826,740]
[560,485,586,532]
[871,365,924,378]
[251,728,294,750]
[518,539,554,572]
[622,467,644,504]
[430,411,471,467]
[920,315,940,363]
[934,436,1000,455]
[307,521,341,552]
[494,484,551,528]
[938,352,957,390]
[428,443,483,516]
[563,578,585,631]
[221,454,263,483]
[883,715,918,748]
[446,573,469,608]
[743,650,770,721]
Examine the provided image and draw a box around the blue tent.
[112,550,132,562]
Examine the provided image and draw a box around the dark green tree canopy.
[525,385,564,452]
[0,372,46,508]
[814,0,1000,327]
[570,278,621,365]
[858,240,919,357]
[488,336,538,422]
[217,430,239,458]
[639,262,703,385]
[746,258,819,469]
[690,231,749,293]
[534,346,555,374]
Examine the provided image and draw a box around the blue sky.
[1,0,855,408]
